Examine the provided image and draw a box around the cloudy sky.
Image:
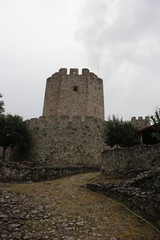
[1,0,160,120]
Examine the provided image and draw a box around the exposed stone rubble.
[0,173,160,240]
[0,160,100,182]
[86,170,160,229]
[0,190,55,239]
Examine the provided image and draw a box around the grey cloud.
[75,0,160,119]
[1,0,160,120]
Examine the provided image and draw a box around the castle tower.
[43,68,104,120]
[131,116,150,129]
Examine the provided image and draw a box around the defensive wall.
[1,68,106,170]
[0,161,100,182]
[24,115,106,167]
[102,143,160,176]
[43,68,104,120]
[131,116,150,129]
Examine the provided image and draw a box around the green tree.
[104,115,123,147]
[120,121,140,147]
[104,115,140,148]
[0,114,30,161]
[151,108,160,143]
[0,93,4,114]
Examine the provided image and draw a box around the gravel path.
[0,172,159,240]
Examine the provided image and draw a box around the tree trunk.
[2,147,7,161]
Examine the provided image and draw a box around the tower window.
[73,86,78,92]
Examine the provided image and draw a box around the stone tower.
[43,68,104,120]
[131,116,150,129]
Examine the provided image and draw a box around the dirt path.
[0,172,159,239]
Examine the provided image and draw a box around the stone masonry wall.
[0,161,100,182]
[131,116,150,129]
[24,116,105,167]
[43,68,104,120]
[102,144,160,175]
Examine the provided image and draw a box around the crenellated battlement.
[27,115,104,130]
[24,68,105,167]
[131,116,150,129]
[43,68,104,120]
[51,68,99,78]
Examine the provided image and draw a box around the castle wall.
[102,144,160,176]
[0,162,99,182]
[25,116,105,167]
[131,116,150,129]
[43,68,104,120]
[6,68,105,168]
[87,73,104,120]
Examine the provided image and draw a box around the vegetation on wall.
[104,115,140,148]
[151,107,160,143]
[0,93,4,114]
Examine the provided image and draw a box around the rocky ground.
[0,172,160,240]
[87,170,160,229]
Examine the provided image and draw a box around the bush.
[104,115,140,147]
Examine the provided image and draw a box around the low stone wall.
[0,161,100,182]
[86,169,160,229]
[102,144,160,176]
